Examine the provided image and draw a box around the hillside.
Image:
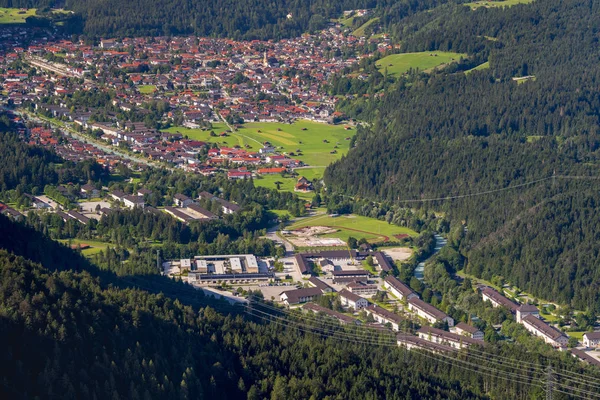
[325,0,600,310]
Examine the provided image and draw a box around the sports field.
[0,7,36,23]
[163,120,354,166]
[464,0,534,9]
[376,52,467,76]
[288,214,417,243]
[138,85,157,94]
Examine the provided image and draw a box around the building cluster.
[164,254,271,284]
[1,21,392,176]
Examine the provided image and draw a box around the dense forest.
[0,0,445,39]
[3,214,600,399]
[326,0,600,310]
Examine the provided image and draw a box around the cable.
[247,297,600,393]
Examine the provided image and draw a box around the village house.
[384,276,418,301]
[303,303,359,326]
[307,276,334,293]
[80,183,100,198]
[123,195,145,209]
[364,305,403,331]
[174,193,194,207]
[280,287,322,306]
[454,322,484,340]
[373,251,394,272]
[408,297,455,327]
[346,282,378,297]
[417,326,483,349]
[521,315,568,348]
[480,287,519,313]
[582,332,600,348]
[338,289,369,310]
[516,304,540,323]
[397,334,455,354]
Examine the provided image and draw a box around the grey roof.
[374,252,393,272]
[522,315,566,341]
[303,303,357,324]
[280,287,322,304]
[418,326,482,346]
[384,276,415,297]
[308,277,333,292]
[408,297,449,321]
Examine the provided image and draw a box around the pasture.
[253,174,314,201]
[0,7,36,24]
[465,61,490,75]
[376,52,467,76]
[464,0,534,9]
[353,17,379,37]
[288,214,417,244]
[59,238,113,257]
[163,120,354,166]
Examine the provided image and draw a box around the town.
[1,7,600,390]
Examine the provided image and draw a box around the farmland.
[0,7,36,24]
[253,174,314,201]
[376,52,467,76]
[59,238,114,257]
[465,61,490,74]
[464,0,534,9]
[163,120,354,166]
[287,214,417,244]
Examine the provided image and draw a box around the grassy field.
[164,120,354,166]
[0,7,36,24]
[138,85,157,94]
[59,238,113,257]
[353,17,379,37]
[288,214,417,243]
[376,52,468,76]
[254,174,314,201]
[464,0,534,9]
[465,61,490,74]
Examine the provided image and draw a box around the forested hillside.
[0,0,444,39]
[2,218,600,400]
[325,0,600,310]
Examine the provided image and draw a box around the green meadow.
[163,120,354,167]
[138,85,157,94]
[464,0,534,9]
[353,17,379,37]
[288,214,417,243]
[376,52,467,76]
[0,7,36,23]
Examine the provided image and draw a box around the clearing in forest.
[376,51,467,76]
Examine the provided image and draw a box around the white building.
[123,195,145,209]
[408,297,454,327]
[384,276,418,301]
[339,289,369,310]
[454,322,484,340]
[583,332,600,348]
[364,305,403,331]
[516,304,539,323]
[418,326,483,349]
[521,315,568,348]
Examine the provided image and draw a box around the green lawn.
[138,85,157,94]
[0,8,36,24]
[567,331,585,340]
[376,52,468,76]
[59,238,113,257]
[464,0,534,9]
[353,17,379,37]
[164,121,355,167]
[288,214,417,244]
[465,61,490,74]
[254,174,314,201]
